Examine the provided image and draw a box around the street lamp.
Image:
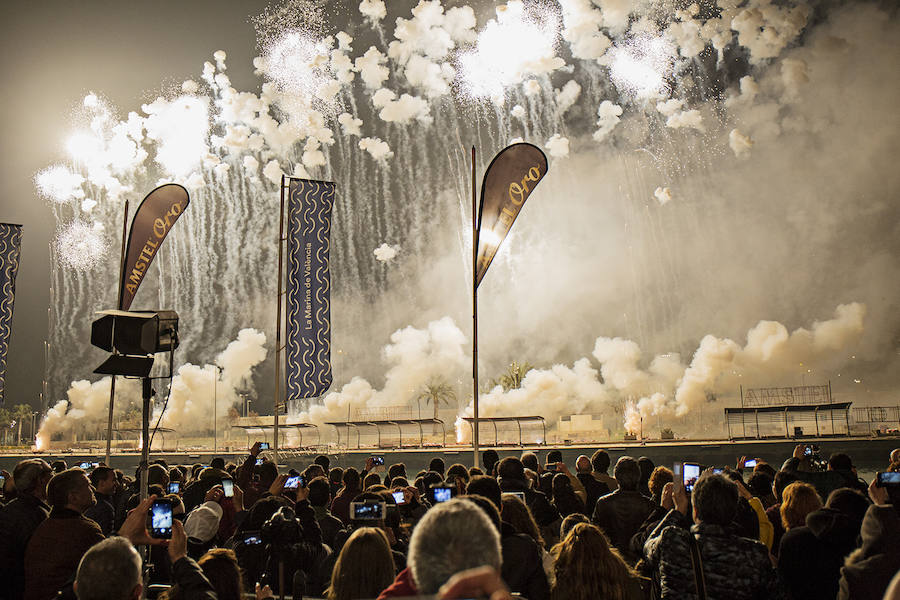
[212,365,222,453]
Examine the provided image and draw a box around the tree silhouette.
[12,404,32,445]
[495,361,534,392]
[417,378,456,420]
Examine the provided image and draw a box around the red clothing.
[377,567,418,599]
[24,508,104,600]
[330,486,360,525]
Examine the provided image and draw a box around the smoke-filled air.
[36,0,900,445]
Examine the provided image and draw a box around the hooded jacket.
[778,507,863,600]
[838,504,900,600]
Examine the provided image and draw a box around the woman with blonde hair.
[551,522,645,600]
[780,481,822,530]
[326,527,396,600]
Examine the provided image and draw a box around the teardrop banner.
[118,184,190,310]
[0,223,23,404]
[475,142,548,288]
[285,177,335,400]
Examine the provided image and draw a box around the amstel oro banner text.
[286,178,335,400]
[0,223,23,404]
[475,143,548,288]
[119,184,190,310]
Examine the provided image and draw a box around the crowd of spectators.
[0,442,897,600]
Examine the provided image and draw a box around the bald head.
[575,455,591,474]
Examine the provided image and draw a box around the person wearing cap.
[184,487,225,559]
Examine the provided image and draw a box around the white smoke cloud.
[142,95,210,177]
[545,134,570,158]
[729,128,753,157]
[359,136,393,161]
[359,0,386,26]
[35,165,86,203]
[654,186,672,205]
[554,80,581,114]
[355,46,390,90]
[371,88,432,124]
[456,304,866,439]
[337,112,363,136]
[298,317,468,426]
[374,242,399,262]
[593,100,623,142]
[36,329,267,446]
[557,0,610,60]
[731,1,811,63]
[665,109,705,132]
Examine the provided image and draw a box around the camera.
[351,501,386,520]
[242,531,263,545]
[429,484,454,504]
[150,499,173,539]
[222,479,234,497]
[744,458,758,468]
[261,506,301,551]
[502,491,526,502]
[259,442,270,450]
[392,490,407,505]
[284,475,305,490]
[371,456,384,466]
[168,482,181,494]
[876,472,900,487]
[682,462,702,493]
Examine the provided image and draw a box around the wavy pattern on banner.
[0,224,23,404]
[286,178,334,402]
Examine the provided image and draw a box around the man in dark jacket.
[496,457,559,527]
[575,454,609,517]
[592,456,655,564]
[778,487,868,600]
[25,469,105,600]
[0,459,53,600]
[306,476,344,549]
[838,481,900,600]
[467,477,550,600]
[644,473,784,600]
[84,466,117,536]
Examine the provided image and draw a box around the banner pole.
[274,176,287,466]
[472,146,480,470]
[105,199,129,464]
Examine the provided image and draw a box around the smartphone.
[544,464,558,472]
[242,531,263,545]
[744,459,758,468]
[712,468,724,474]
[350,501,386,520]
[392,490,407,505]
[255,458,264,466]
[371,456,385,466]
[683,463,702,493]
[79,461,93,470]
[150,499,174,539]
[432,486,453,503]
[259,442,270,450]
[503,491,526,502]
[876,472,900,487]
[673,462,683,484]
[284,476,301,490]
[222,479,234,497]
[168,482,181,494]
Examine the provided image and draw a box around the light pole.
[212,365,222,454]
[31,412,38,445]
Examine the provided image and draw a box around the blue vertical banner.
[0,223,23,405]
[285,178,334,401]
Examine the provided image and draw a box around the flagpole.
[273,176,287,466]
[472,146,480,470]
[105,199,129,464]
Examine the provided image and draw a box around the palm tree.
[0,408,10,445]
[495,361,534,392]
[417,378,457,421]
[13,404,32,445]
